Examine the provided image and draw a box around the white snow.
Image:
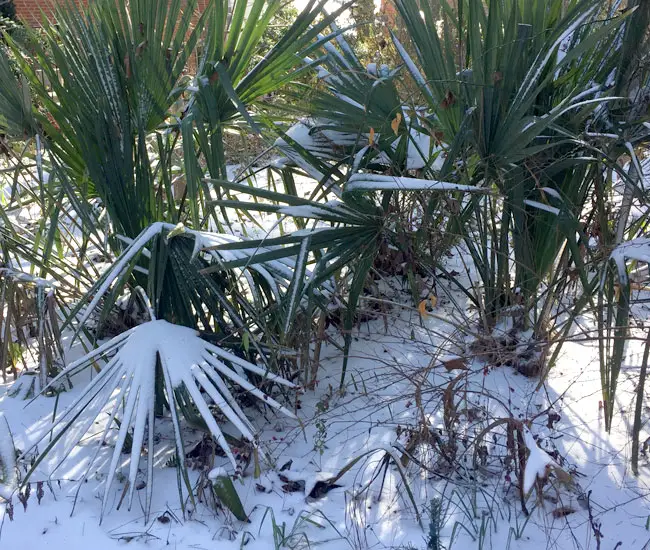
[523,199,561,215]
[345,173,485,193]
[539,187,562,200]
[0,268,53,288]
[278,205,333,218]
[608,237,650,285]
[273,121,335,190]
[207,467,228,481]
[0,414,16,500]
[3,259,650,549]
[522,427,555,495]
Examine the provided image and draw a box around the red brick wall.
[15,0,211,27]
[15,0,52,27]
[14,0,84,27]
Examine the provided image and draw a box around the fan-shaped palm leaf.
[26,319,296,520]
[275,29,439,185]
[66,221,326,343]
[7,0,208,239]
[0,46,35,138]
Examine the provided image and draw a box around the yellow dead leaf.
[369,127,375,145]
[391,112,402,136]
[418,293,437,316]
[166,222,186,241]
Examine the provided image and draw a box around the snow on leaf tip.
[522,427,555,495]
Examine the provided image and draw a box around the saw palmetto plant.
[20,220,307,518]
[390,0,636,333]
[256,0,639,348]
[222,1,650,429]
[7,0,208,240]
[177,0,350,229]
[205,170,488,387]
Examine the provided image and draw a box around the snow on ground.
[1,247,650,550]
[1,162,650,549]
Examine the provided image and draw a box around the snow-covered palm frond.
[69,222,299,340]
[27,319,296,520]
[275,34,441,179]
[598,236,650,432]
[344,173,489,194]
[607,236,650,286]
[274,115,442,177]
[194,230,327,303]
[197,222,337,334]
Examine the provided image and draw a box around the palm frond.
[26,319,296,520]
[9,0,207,238]
[0,45,34,138]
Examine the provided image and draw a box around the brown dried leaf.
[442,358,467,372]
[552,506,576,518]
[391,113,402,136]
[37,481,44,505]
[441,90,456,109]
[18,483,30,512]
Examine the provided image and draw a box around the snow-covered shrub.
[19,221,307,520]
[26,319,297,520]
